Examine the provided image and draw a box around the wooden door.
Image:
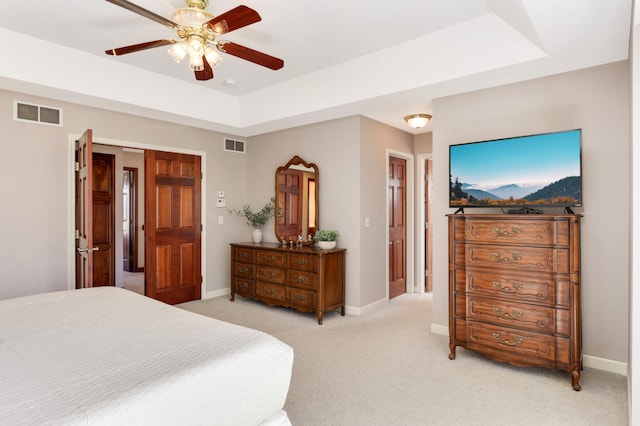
[75,130,93,288]
[145,151,201,304]
[92,153,115,286]
[388,156,406,299]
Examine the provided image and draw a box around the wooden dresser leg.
[449,344,456,360]
[572,369,582,391]
[340,305,345,316]
[317,311,324,325]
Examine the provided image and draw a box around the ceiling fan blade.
[206,5,261,35]
[105,39,174,56]
[195,56,214,81]
[105,0,177,29]
[217,41,284,70]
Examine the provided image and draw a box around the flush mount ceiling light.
[404,114,432,129]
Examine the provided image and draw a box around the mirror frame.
[274,155,319,246]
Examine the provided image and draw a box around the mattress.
[0,287,293,425]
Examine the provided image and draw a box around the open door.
[145,150,202,304]
[75,129,95,288]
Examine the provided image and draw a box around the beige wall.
[432,61,630,363]
[0,87,249,300]
[246,116,413,309]
[0,60,630,366]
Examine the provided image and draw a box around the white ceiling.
[0,0,632,136]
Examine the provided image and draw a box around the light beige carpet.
[178,294,628,426]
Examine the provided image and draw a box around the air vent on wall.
[14,101,63,126]
[224,138,245,153]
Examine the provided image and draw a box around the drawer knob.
[239,252,249,258]
[491,252,523,263]
[265,255,278,262]
[491,227,523,237]
[263,271,277,278]
[239,267,249,273]
[295,276,308,283]
[295,258,308,265]
[295,294,308,301]
[492,333,523,347]
[263,287,274,294]
[491,281,523,293]
[492,307,523,320]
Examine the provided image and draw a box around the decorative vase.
[252,228,263,243]
[317,241,336,250]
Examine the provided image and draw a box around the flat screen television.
[449,129,582,210]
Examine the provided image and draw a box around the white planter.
[317,241,336,250]
[252,228,263,243]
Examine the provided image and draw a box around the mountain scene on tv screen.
[449,175,581,207]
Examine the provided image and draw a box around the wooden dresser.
[447,214,582,390]
[230,242,346,324]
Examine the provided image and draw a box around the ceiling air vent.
[14,101,63,126]
[224,138,245,153]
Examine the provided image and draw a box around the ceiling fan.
[104,0,284,81]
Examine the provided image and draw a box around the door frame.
[66,134,207,297]
[416,153,433,294]
[385,149,415,299]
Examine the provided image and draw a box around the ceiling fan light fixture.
[172,7,214,27]
[167,42,188,63]
[189,52,205,71]
[204,45,223,68]
[404,114,432,129]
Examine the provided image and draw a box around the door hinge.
[75,229,80,240]
[75,162,80,172]
[425,270,429,277]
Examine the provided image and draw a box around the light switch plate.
[216,198,227,208]
[218,191,225,198]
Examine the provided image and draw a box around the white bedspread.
[0,287,293,425]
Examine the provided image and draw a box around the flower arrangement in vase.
[230,197,275,243]
[314,229,340,250]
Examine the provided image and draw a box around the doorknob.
[77,247,100,253]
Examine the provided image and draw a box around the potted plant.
[230,197,275,243]
[314,229,340,250]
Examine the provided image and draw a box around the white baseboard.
[430,323,628,376]
[431,323,448,336]
[345,298,387,316]
[583,355,628,376]
[205,288,229,299]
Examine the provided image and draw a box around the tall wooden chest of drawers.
[230,242,346,324]
[447,214,582,390]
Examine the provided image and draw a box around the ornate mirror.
[274,155,319,245]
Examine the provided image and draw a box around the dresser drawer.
[255,282,286,301]
[454,218,569,247]
[458,270,570,307]
[234,247,255,263]
[466,296,568,335]
[256,250,287,267]
[467,320,570,364]
[455,244,569,275]
[256,266,285,284]
[233,262,254,279]
[233,277,253,298]
[287,270,318,290]
[288,252,318,272]
[287,287,316,309]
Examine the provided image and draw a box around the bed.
[0,286,294,425]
